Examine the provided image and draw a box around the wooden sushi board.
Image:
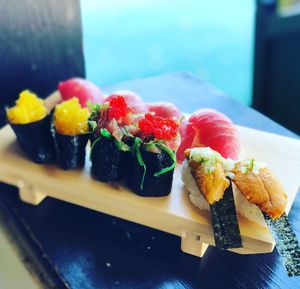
[0,124,300,258]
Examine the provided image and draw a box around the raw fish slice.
[106,91,148,114]
[58,78,105,107]
[147,101,181,119]
[177,109,240,163]
[232,164,288,219]
[176,121,194,163]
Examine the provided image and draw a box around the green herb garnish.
[154,143,176,177]
[114,139,130,152]
[100,128,112,139]
[133,137,146,190]
[249,159,254,170]
[90,137,101,159]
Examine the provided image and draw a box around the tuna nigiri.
[177,109,240,163]
[106,91,148,114]
[147,101,181,119]
[58,78,105,107]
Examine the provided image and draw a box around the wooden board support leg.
[0,172,46,205]
[18,182,46,205]
[181,232,209,257]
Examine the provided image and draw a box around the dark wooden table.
[0,72,299,289]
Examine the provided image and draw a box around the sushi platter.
[0,123,300,258]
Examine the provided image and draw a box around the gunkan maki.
[89,96,134,182]
[127,113,179,197]
[53,98,90,170]
[7,90,56,164]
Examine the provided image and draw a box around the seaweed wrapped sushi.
[89,96,134,182]
[127,113,180,197]
[53,98,90,170]
[6,90,56,164]
[181,147,242,249]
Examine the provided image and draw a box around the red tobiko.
[138,113,178,140]
[108,96,132,121]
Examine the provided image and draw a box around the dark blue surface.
[0,73,299,289]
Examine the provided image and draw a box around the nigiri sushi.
[182,147,242,249]
[7,90,56,164]
[53,98,90,170]
[230,160,300,277]
[177,109,240,163]
[146,101,181,119]
[127,113,179,197]
[106,91,148,114]
[58,78,105,107]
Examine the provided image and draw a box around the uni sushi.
[230,160,300,276]
[182,147,242,249]
[127,113,179,197]
[89,96,133,182]
[6,90,56,164]
[53,98,90,170]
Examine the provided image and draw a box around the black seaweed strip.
[209,180,242,250]
[264,213,300,276]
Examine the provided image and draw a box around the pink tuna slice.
[147,101,181,119]
[58,78,105,107]
[177,109,240,164]
[106,91,148,114]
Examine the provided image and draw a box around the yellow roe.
[7,90,47,124]
[54,98,90,135]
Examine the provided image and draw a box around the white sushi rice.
[232,184,267,228]
[181,160,267,228]
[181,160,209,211]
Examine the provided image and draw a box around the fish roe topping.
[7,90,47,124]
[138,113,179,141]
[108,96,132,121]
[54,98,90,135]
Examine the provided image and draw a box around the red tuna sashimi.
[177,109,240,163]
[106,91,148,114]
[58,78,105,107]
[147,102,181,119]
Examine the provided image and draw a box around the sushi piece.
[231,160,287,219]
[53,98,90,170]
[106,91,148,114]
[231,160,300,276]
[177,109,240,163]
[89,96,133,182]
[146,101,181,119]
[182,147,242,250]
[7,90,56,164]
[58,78,105,107]
[127,113,179,197]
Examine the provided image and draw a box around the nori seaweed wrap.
[55,133,89,170]
[126,112,179,197]
[53,98,91,170]
[7,90,56,164]
[88,96,134,183]
[10,115,56,164]
[90,133,130,182]
[127,145,174,197]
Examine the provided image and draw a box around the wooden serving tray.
[0,124,299,257]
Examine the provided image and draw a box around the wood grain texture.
[0,0,84,109]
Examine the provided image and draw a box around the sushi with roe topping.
[53,98,90,170]
[7,90,56,164]
[89,96,134,182]
[127,113,180,197]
